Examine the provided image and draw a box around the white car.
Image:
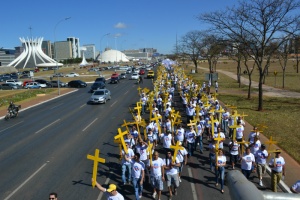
[131,73,139,80]
[65,72,79,77]
[6,79,23,86]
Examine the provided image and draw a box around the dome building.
[98,49,129,63]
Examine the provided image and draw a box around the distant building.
[54,41,72,61]
[0,48,15,66]
[67,37,80,58]
[41,40,52,58]
[82,44,96,60]
[123,48,157,61]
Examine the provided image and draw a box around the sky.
[1,0,238,54]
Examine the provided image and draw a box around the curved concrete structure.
[99,49,129,63]
[8,37,63,69]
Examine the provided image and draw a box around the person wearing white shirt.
[128,153,145,200]
[248,127,260,144]
[93,181,125,200]
[241,147,256,179]
[213,127,226,149]
[160,130,173,152]
[156,95,163,113]
[164,104,172,119]
[148,151,165,200]
[140,94,147,115]
[255,144,268,186]
[164,150,181,199]
[185,126,196,156]
[269,150,285,192]
[249,136,261,155]
[121,143,135,185]
[174,124,185,143]
[215,149,226,194]
[290,180,300,194]
[236,121,244,142]
[221,108,230,135]
[186,103,195,124]
[176,142,188,182]
[195,121,204,153]
[228,139,239,169]
[130,126,139,144]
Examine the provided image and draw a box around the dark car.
[68,80,87,88]
[0,83,20,90]
[35,79,52,87]
[0,75,11,82]
[20,74,31,79]
[94,77,106,84]
[90,81,106,93]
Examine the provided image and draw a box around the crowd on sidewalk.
[91,64,299,200]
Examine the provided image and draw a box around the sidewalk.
[198,66,300,192]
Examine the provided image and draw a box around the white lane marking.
[4,162,48,200]
[110,100,118,107]
[114,85,118,88]
[188,167,198,200]
[82,118,98,132]
[80,104,86,108]
[124,90,129,95]
[97,172,112,200]
[50,103,63,109]
[0,121,24,133]
[35,119,60,134]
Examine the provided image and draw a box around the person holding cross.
[176,141,188,182]
[164,150,181,200]
[148,151,165,200]
[93,180,124,200]
[228,138,240,169]
[185,126,196,157]
[269,149,286,192]
[240,147,256,179]
[255,144,269,186]
[121,143,135,185]
[215,148,226,194]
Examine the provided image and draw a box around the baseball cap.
[107,184,117,192]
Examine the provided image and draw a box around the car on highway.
[120,73,127,79]
[131,73,139,80]
[126,69,131,74]
[65,72,79,77]
[147,70,155,79]
[139,69,145,75]
[53,73,64,77]
[68,80,87,88]
[94,77,106,84]
[50,80,67,87]
[90,81,106,93]
[0,83,21,90]
[20,74,31,79]
[34,79,51,88]
[89,89,111,104]
[6,79,23,86]
[24,82,41,89]
[110,73,120,84]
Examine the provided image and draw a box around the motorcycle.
[5,105,21,120]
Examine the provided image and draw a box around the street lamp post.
[100,33,110,55]
[54,17,71,95]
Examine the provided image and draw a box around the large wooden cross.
[87,149,106,188]
[114,138,123,160]
[134,103,142,116]
[122,119,131,133]
[187,119,198,133]
[229,124,239,140]
[150,113,162,135]
[170,141,184,163]
[237,140,250,155]
[209,116,219,135]
[214,133,224,169]
[146,140,153,166]
[114,128,129,154]
[195,104,201,120]
[137,86,142,95]
[265,136,277,151]
[215,106,225,123]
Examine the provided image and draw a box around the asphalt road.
[0,75,233,200]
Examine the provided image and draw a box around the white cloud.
[114,22,127,29]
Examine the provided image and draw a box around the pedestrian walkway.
[198,66,300,98]
[198,66,300,192]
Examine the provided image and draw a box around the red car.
[139,69,145,75]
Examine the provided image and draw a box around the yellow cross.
[212,92,218,101]
[146,140,153,166]
[188,119,198,133]
[230,110,240,126]
[114,128,129,154]
[170,141,184,163]
[122,120,132,133]
[129,107,135,120]
[240,112,248,119]
[137,86,142,95]
[237,140,250,155]
[114,138,123,160]
[228,124,240,141]
[215,106,225,123]
[150,113,162,134]
[134,104,142,116]
[208,116,219,135]
[195,105,201,120]
[265,136,277,151]
[87,149,106,188]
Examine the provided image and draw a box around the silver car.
[89,89,111,104]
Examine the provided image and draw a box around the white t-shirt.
[148,158,165,177]
[269,156,285,172]
[131,130,139,139]
[176,148,188,162]
[250,140,261,155]
[105,191,125,200]
[121,148,135,165]
[196,124,203,136]
[175,128,185,142]
[255,149,268,164]
[241,153,255,170]
[164,157,180,175]
[185,130,196,143]
[213,132,225,148]
[291,180,300,193]
[216,155,226,167]
[160,133,172,148]
[131,160,145,178]
[135,144,148,161]
[222,112,230,122]
[236,126,244,139]
[248,131,260,143]
[229,141,239,155]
